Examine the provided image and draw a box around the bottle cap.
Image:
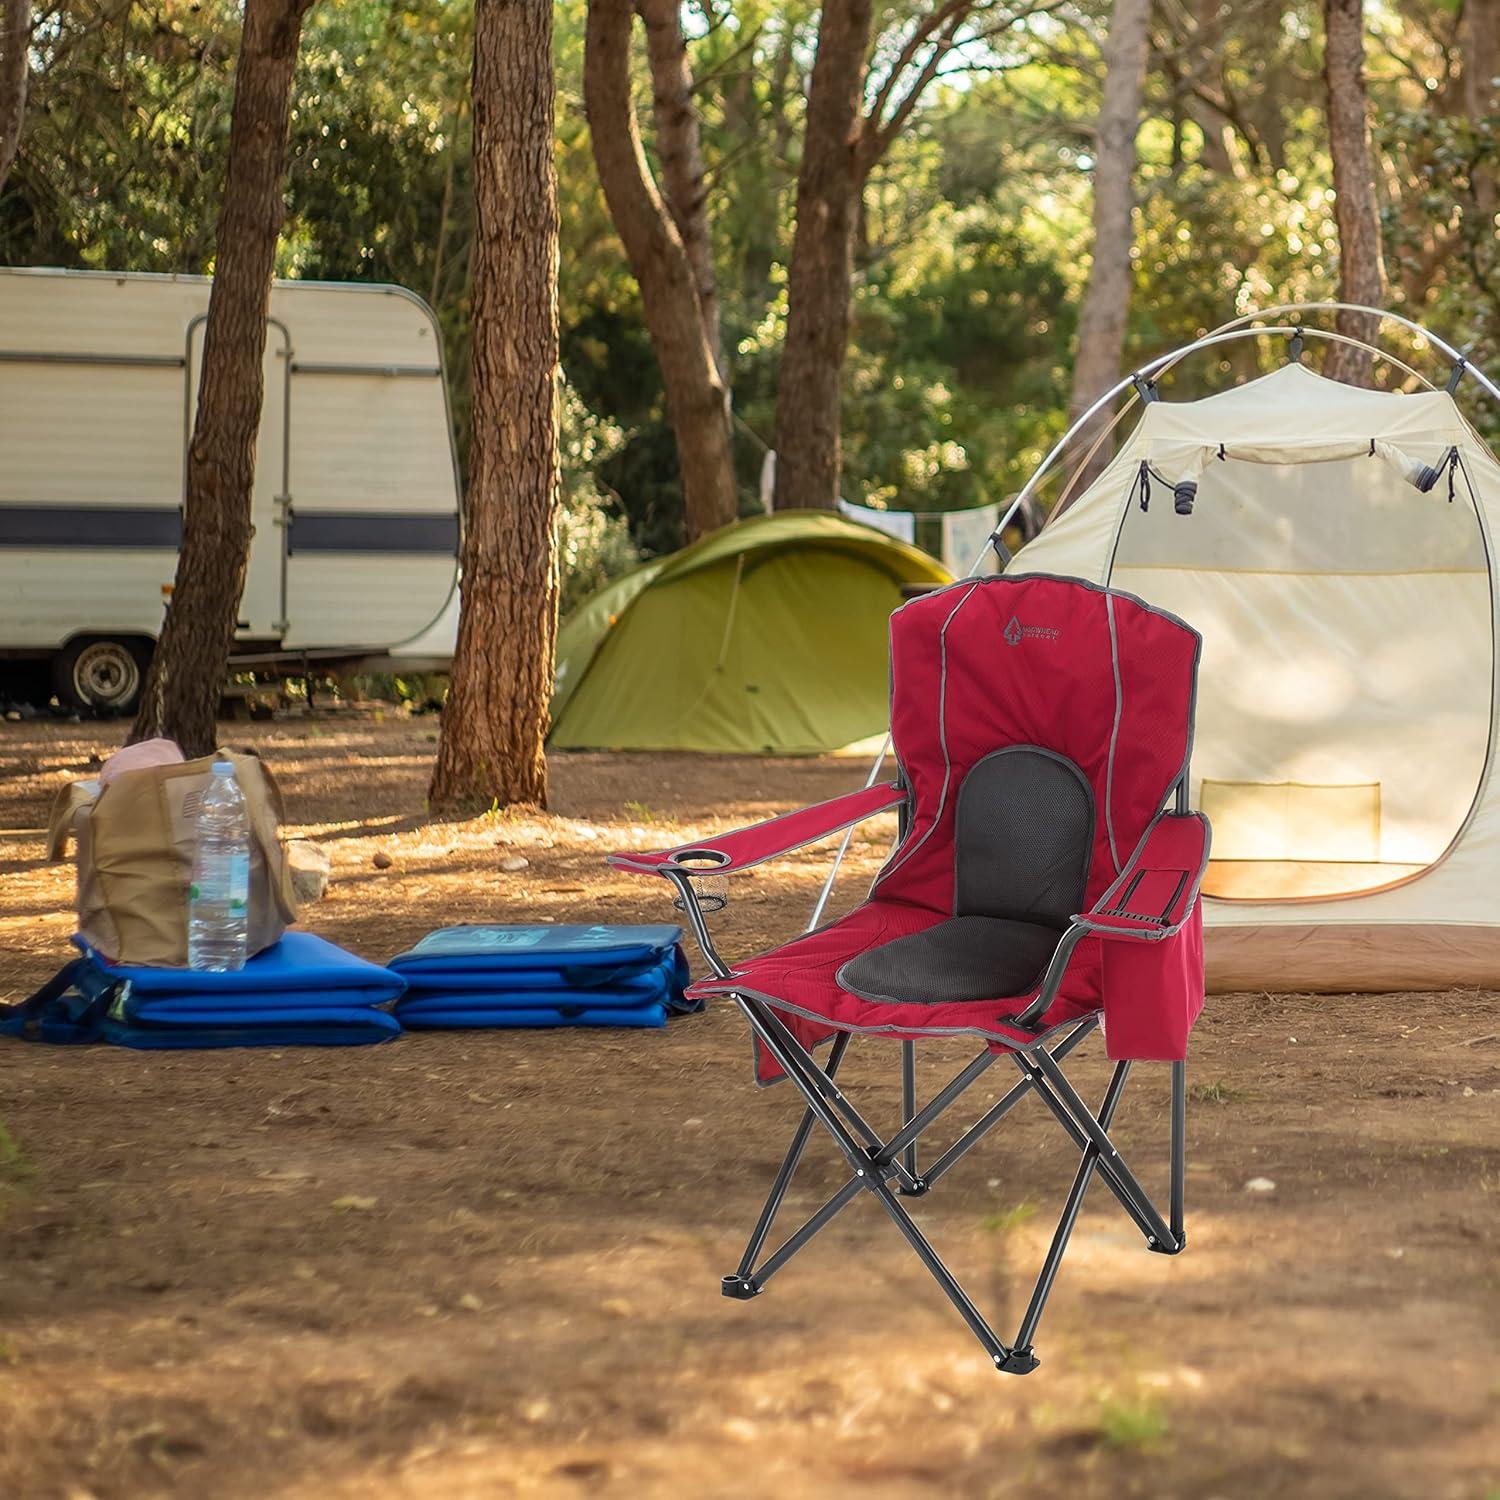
[212,760,234,775]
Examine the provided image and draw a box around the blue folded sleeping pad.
[0,932,405,1048]
[388,924,697,1029]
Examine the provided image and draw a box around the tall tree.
[130,0,313,755]
[1323,0,1385,387]
[771,0,874,511]
[585,0,736,542]
[0,0,29,193]
[639,0,724,383]
[772,0,1045,511]
[1066,0,1151,491]
[429,0,560,812]
[1466,0,1499,225]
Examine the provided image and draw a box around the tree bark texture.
[772,0,874,511]
[1066,0,1151,493]
[130,0,312,756]
[429,0,560,813]
[0,0,31,193]
[1466,0,1499,225]
[1187,0,1233,173]
[1323,0,1385,387]
[638,0,723,383]
[584,0,736,542]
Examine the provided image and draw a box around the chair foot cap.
[720,1275,762,1300]
[995,1348,1040,1375]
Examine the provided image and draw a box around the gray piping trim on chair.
[1104,591,1123,872]
[1078,810,1214,940]
[708,982,1090,1052]
[608,791,907,877]
[874,582,981,888]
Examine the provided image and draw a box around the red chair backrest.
[873,574,1201,920]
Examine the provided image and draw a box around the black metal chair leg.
[1010,1060,1131,1357]
[722,997,1188,1373]
[1031,1048,1180,1253]
[729,1031,852,1285]
[898,1041,920,1190]
[864,1172,1015,1368]
[1171,1058,1187,1245]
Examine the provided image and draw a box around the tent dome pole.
[985,320,1457,561]
[1206,301,1500,407]
[815,313,1497,934]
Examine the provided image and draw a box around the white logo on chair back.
[1004,614,1059,646]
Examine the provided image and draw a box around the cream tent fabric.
[1008,362,1500,992]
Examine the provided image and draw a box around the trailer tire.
[53,637,150,715]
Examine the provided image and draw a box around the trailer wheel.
[53,637,149,715]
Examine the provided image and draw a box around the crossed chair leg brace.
[721,998,1187,1375]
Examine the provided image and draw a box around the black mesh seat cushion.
[836,915,1062,1006]
[837,746,1092,1006]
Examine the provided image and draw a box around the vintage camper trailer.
[0,268,460,710]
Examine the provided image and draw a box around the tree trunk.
[1466,0,1499,225]
[771,0,874,512]
[1323,0,1385,387]
[638,0,723,383]
[130,0,312,756]
[429,0,560,814]
[584,0,735,542]
[0,0,30,193]
[1188,0,1234,174]
[1066,0,1151,493]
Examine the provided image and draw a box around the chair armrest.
[1010,811,1211,1030]
[607,781,907,877]
[1077,812,1211,940]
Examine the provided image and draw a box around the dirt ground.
[0,713,1496,1500]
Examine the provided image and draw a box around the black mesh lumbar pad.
[838,746,1094,1005]
[953,746,1094,928]
[839,916,1062,1005]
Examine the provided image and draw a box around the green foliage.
[4,0,1498,584]
[0,1121,34,1223]
[1,1,240,269]
[559,384,639,613]
[1095,1392,1170,1452]
[842,205,1076,510]
[978,1200,1038,1234]
[1189,1079,1250,1105]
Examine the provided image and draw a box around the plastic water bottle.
[188,761,250,972]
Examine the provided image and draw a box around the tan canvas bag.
[48,751,298,967]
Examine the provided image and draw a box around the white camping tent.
[1007,315,1500,993]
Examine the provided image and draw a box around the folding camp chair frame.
[661,861,1188,1376]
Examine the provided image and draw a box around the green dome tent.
[550,511,953,754]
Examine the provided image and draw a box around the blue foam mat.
[388,962,671,995]
[123,990,403,1015]
[101,1010,402,1049]
[395,988,666,1013]
[78,931,407,1001]
[388,924,683,973]
[387,925,698,1030]
[4,934,405,1048]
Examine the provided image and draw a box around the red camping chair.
[610,573,1211,1373]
